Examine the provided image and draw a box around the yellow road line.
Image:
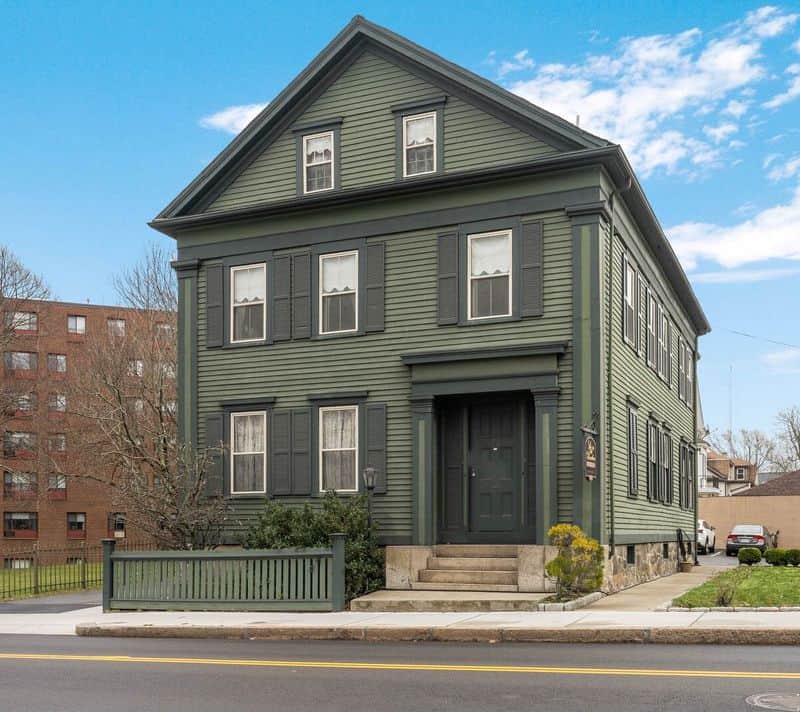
[0,653,798,679]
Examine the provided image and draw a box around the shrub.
[737,547,762,566]
[786,549,800,567]
[715,567,750,606]
[244,493,384,602]
[765,548,788,566]
[545,524,604,599]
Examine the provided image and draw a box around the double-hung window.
[468,231,512,320]
[622,255,636,348]
[646,290,657,370]
[5,351,37,373]
[319,405,358,493]
[48,393,66,412]
[6,311,37,332]
[48,353,67,373]
[230,411,266,494]
[320,251,358,334]
[647,421,659,500]
[661,431,672,504]
[67,315,86,335]
[303,131,334,193]
[67,512,86,537]
[3,512,37,537]
[230,264,266,343]
[627,404,639,496]
[403,112,436,177]
[107,318,125,337]
[684,342,694,407]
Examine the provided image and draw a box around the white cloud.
[668,184,800,269]
[767,154,800,180]
[794,38,800,53]
[498,49,535,77]
[704,122,738,143]
[723,99,749,117]
[742,5,798,37]
[763,347,800,374]
[728,139,746,149]
[763,63,800,108]
[501,6,798,176]
[690,267,800,283]
[199,103,267,134]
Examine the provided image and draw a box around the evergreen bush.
[765,548,788,566]
[244,492,384,601]
[786,549,800,567]
[737,547,761,566]
[545,524,604,599]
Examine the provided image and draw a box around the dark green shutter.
[204,412,224,497]
[520,221,543,317]
[291,252,311,339]
[270,410,292,495]
[437,232,459,324]
[291,408,311,495]
[364,243,385,332]
[205,264,224,348]
[272,256,291,341]
[365,403,387,494]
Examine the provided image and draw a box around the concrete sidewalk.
[70,608,800,644]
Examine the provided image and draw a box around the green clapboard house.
[152,16,710,590]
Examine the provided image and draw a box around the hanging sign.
[583,433,597,481]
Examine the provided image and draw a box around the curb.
[75,624,800,645]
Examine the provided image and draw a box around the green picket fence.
[102,534,346,612]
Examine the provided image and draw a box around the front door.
[468,400,517,533]
[438,395,528,543]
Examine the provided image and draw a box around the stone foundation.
[385,542,681,594]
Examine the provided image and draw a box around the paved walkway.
[586,568,720,611]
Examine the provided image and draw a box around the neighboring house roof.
[707,464,728,479]
[731,458,753,467]
[150,15,710,336]
[734,470,800,497]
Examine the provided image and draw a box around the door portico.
[402,342,566,546]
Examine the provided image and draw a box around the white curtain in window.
[233,266,265,305]
[233,414,264,453]
[471,234,510,276]
[305,134,332,164]
[406,115,434,146]
[322,254,357,294]
[322,408,356,450]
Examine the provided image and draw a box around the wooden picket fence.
[102,534,346,612]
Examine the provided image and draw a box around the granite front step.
[433,545,518,558]
[419,569,518,585]
[426,556,518,571]
[350,590,544,612]
[410,581,519,592]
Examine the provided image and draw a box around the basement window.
[626,545,636,566]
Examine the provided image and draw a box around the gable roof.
[155,15,607,221]
[151,16,710,336]
[734,470,800,496]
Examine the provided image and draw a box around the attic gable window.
[302,131,334,194]
[403,112,436,176]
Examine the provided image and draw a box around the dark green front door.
[469,401,517,532]
[438,394,530,544]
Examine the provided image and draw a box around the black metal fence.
[1,539,153,600]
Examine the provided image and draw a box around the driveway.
[0,590,100,614]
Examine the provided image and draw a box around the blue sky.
[2,1,799,437]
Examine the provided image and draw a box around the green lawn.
[673,567,800,608]
[0,563,102,600]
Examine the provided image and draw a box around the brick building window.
[4,352,38,374]
[48,393,67,412]
[47,433,66,453]
[108,512,126,539]
[3,512,37,538]
[67,512,86,538]
[3,432,37,458]
[5,311,38,333]
[67,315,86,335]
[3,472,37,499]
[48,474,67,500]
[47,354,67,373]
[107,318,126,337]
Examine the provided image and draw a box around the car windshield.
[731,525,761,535]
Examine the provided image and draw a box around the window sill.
[220,339,269,350]
[459,314,521,327]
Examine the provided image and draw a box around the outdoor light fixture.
[362,466,376,492]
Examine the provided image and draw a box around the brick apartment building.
[1,300,159,559]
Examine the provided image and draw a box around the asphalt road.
[0,635,798,711]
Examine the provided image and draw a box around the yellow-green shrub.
[545,524,604,598]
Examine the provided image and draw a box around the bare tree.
[0,246,50,426]
[707,427,777,472]
[774,407,800,472]
[61,244,229,549]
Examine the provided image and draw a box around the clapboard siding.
[195,211,574,540]
[604,222,696,539]
[209,50,558,212]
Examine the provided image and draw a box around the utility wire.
[723,329,800,351]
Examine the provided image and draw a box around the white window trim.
[318,405,359,494]
[466,230,513,321]
[319,251,359,335]
[402,112,437,178]
[302,131,335,194]
[229,263,267,344]
[230,411,267,495]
